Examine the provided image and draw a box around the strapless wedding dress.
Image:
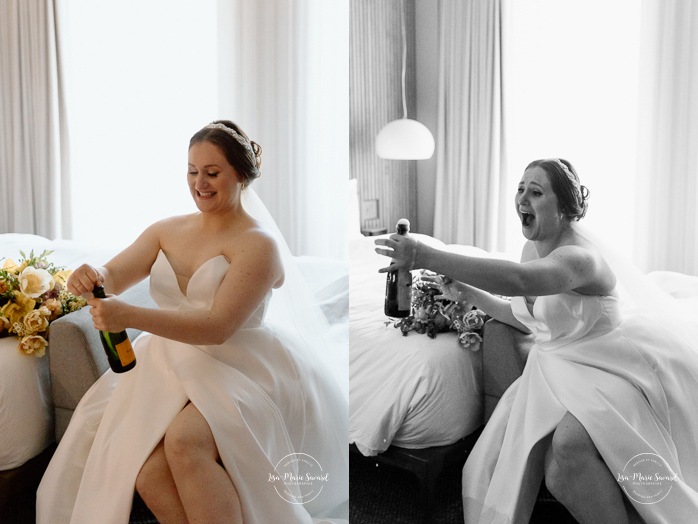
[462,292,698,523]
[37,250,348,523]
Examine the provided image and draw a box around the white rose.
[19,266,53,298]
[463,310,485,331]
[458,331,483,352]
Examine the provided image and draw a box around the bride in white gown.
[37,120,348,523]
[376,158,698,523]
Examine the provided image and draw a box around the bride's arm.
[67,221,163,296]
[460,283,530,333]
[88,230,283,346]
[376,236,605,298]
[432,278,530,332]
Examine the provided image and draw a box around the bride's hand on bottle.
[374,234,420,273]
[67,264,105,296]
[86,294,129,332]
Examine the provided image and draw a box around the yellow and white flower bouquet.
[0,250,86,357]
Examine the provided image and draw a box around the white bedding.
[349,234,486,456]
[0,336,53,470]
[0,233,348,470]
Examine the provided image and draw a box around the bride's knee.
[165,429,204,467]
[544,454,564,499]
[551,413,597,467]
[164,407,218,468]
[545,413,597,497]
[136,444,167,502]
[135,468,155,502]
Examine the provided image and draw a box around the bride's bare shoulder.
[146,213,199,241]
[557,235,617,292]
[571,234,612,268]
[223,222,284,286]
[232,222,280,256]
[154,213,198,230]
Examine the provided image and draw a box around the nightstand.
[361,227,388,236]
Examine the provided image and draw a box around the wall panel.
[350,0,417,233]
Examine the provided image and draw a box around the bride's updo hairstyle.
[189,120,262,188]
[526,158,590,220]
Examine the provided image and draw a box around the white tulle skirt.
[462,313,698,523]
[37,328,348,524]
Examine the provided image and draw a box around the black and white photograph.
[349,0,698,523]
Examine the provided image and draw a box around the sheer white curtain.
[502,0,642,259]
[635,0,698,275]
[432,0,506,252]
[57,0,347,259]
[0,0,69,237]
[58,0,219,250]
[218,0,349,259]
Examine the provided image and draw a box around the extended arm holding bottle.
[375,234,607,299]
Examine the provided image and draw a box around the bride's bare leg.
[545,412,628,524]
[135,439,188,524]
[165,403,243,524]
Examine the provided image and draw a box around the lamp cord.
[400,0,407,119]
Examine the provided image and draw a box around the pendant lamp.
[376,0,435,160]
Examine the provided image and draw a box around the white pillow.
[646,270,698,299]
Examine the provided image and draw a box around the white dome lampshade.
[376,118,435,160]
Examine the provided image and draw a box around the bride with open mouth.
[375,158,698,523]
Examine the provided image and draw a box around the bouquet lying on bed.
[387,270,488,351]
[0,250,86,357]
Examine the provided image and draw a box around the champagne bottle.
[92,285,136,373]
[384,218,413,318]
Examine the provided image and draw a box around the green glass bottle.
[92,285,136,373]
[384,218,412,318]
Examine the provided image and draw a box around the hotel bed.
[348,232,495,456]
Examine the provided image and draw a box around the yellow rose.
[5,260,29,276]
[19,334,48,357]
[52,269,72,287]
[0,296,35,326]
[43,298,64,320]
[0,315,10,333]
[68,298,86,312]
[2,258,18,273]
[19,266,53,298]
[23,307,50,334]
